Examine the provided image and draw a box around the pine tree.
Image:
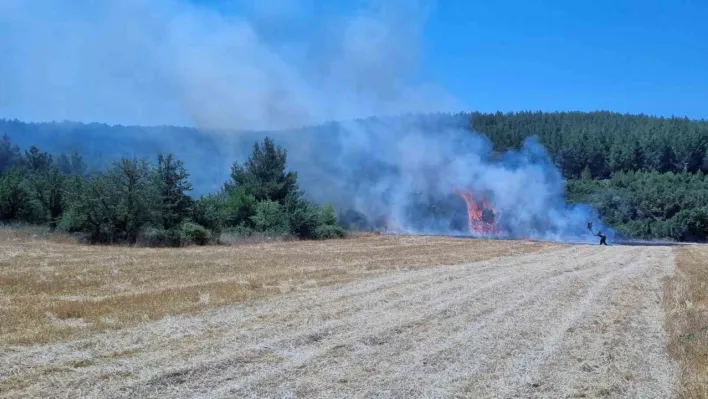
[229,137,298,203]
[155,153,193,230]
[0,134,22,174]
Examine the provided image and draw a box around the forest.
[2,110,708,242]
[469,111,708,241]
[0,135,345,245]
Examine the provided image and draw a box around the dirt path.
[1,244,679,398]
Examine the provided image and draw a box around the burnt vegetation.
[2,110,708,242]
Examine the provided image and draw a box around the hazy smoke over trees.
[0,0,612,242]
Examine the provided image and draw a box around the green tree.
[0,168,31,221]
[28,165,65,228]
[314,203,347,239]
[0,134,23,174]
[64,158,157,244]
[228,137,298,203]
[61,173,120,242]
[24,146,53,173]
[283,191,322,239]
[250,200,290,234]
[191,193,227,236]
[665,207,708,241]
[110,158,158,243]
[155,153,193,230]
[57,151,87,176]
[225,185,256,227]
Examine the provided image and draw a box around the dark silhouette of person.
[593,230,608,245]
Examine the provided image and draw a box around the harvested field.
[664,245,708,398]
[0,232,685,398]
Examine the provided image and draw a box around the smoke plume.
[0,0,454,129]
[0,0,613,243]
[269,115,613,243]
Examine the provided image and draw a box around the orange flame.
[455,189,501,235]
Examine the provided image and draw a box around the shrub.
[251,200,290,234]
[225,186,256,227]
[137,226,180,247]
[314,224,347,239]
[283,193,321,239]
[180,222,211,246]
[319,203,337,225]
[191,193,227,235]
[218,225,295,245]
[57,206,85,233]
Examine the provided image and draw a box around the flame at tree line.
[383,189,503,237]
[455,189,501,236]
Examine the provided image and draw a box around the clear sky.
[418,0,707,119]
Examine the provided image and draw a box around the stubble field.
[1,230,705,398]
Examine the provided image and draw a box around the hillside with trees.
[2,111,708,242]
[469,111,708,241]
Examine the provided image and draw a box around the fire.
[455,189,501,235]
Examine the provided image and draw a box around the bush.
[314,224,347,239]
[190,192,229,236]
[218,225,295,245]
[180,222,211,246]
[137,226,181,247]
[283,193,321,239]
[310,203,347,239]
[663,208,708,241]
[225,186,256,227]
[137,223,214,247]
[320,203,337,225]
[251,200,290,234]
[57,206,85,233]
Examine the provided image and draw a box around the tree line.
[470,111,708,241]
[3,110,708,242]
[0,135,345,245]
[471,111,708,179]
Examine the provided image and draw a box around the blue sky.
[1,0,706,125]
[419,1,707,119]
[191,0,708,119]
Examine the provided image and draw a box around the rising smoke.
[0,0,613,243]
[274,114,613,243]
[0,0,453,128]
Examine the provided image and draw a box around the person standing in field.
[587,222,607,245]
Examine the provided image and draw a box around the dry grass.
[0,230,548,347]
[664,245,708,398]
[2,240,680,398]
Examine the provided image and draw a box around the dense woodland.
[469,111,708,241]
[2,111,708,242]
[0,135,345,245]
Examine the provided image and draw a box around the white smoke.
[0,0,457,129]
[275,115,612,242]
[0,0,613,242]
